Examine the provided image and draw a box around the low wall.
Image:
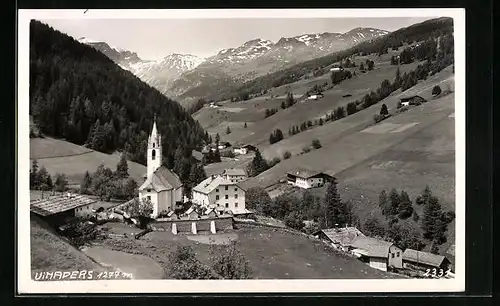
[150,216,234,233]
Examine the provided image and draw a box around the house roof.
[139,166,182,192]
[349,236,395,258]
[315,227,365,246]
[30,193,97,217]
[286,168,323,179]
[400,95,426,102]
[185,207,197,215]
[223,168,247,176]
[403,249,448,268]
[166,211,176,217]
[193,175,241,194]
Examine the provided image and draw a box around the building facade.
[138,118,183,218]
[222,168,248,183]
[192,175,247,214]
[350,236,403,272]
[286,169,332,189]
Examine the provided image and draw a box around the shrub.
[283,151,292,160]
[269,157,281,168]
[432,85,442,96]
[302,146,311,154]
[312,139,322,149]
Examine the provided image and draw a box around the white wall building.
[233,147,248,155]
[138,117,183,218]
[221,168,248,183]
[286,169,333,189]
[192,175,248,215]
[349,236,403,272]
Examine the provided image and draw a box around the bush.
[432,85,442,96]
[285,212,305,231]
[302,146,311,154]
[312,139,322,149]
[269,157,281,168]
[283,151,292,160]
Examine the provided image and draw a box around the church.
[138,117,183,218]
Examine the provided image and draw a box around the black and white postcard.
[17,8,465,293]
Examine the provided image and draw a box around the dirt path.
[82,246,165,279]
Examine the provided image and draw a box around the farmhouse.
[349,236,403,272]
[307,93,324,100]
[330,66,344,72]
[314,227,365,252]
[402,249,452,272]
[138,118,183,219]
[222,168,248,183]
[286,169,334,189]
[234,144,257,155]
[30,193,96,227]
[218,142,232,150]
[399,95,427,106]
[191,174,248,215]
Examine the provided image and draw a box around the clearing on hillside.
[30,137,146,186]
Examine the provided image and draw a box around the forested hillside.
[29,20,207,168]
[224,17,454,101]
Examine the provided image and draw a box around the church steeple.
[147,115,162,178]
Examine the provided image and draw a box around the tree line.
[246,179,358,233]
[363,186,455,254]
[29,20,207,168]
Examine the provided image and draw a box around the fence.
[149,216,234,234]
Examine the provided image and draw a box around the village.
[30,116,454,279]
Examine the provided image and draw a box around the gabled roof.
[30,193,97,217]
[139,166,182,192]
[193,175,241,194]
[286,168,323,179]
[185,207,197,215]
[349,236,395,258]
[403,249,449,268]
[315,227,365,246]
[166,211,176,217]
[400,95,426,102]
[223,168,247,176]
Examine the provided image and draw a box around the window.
[225,195,228,199]
[147,189,151,192]
[235,188,238,192]
[225,186,228,191]
[234,194,238,199]
[152,149,156,160]
[235,203,238,208]
[216,189,219,192]
[216,195,220,200]
[153,143,155,148]
[397,252,400,257]
[392,253,395,258]
[225,203,229,208]
[147,196,151,201]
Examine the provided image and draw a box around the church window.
[216,195,219,200]
[225,186,228,191]
[225,195,228,200]
[235,203,238,208]
[153,143,155,148]
[152,149,156,160]
[216,189,219,192]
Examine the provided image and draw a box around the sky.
[42,17,436,60]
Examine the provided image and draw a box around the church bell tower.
[147,115,162,178]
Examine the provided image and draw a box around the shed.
[349,236,403,271]
[30,193,96,227]
[185,207,199,220]
[399,95,427,105]
[402,249,452,272]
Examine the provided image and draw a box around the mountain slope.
[170,27,390,101]
[30,20,207,167]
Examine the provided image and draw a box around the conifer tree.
[398,190,413,219]
[80,171,92,194]
[116,153,129,178]
[389,188,401,215]
[323,179,346,228]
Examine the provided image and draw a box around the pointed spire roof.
[149,114,159,142]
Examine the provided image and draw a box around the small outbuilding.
[402,249,452,272]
